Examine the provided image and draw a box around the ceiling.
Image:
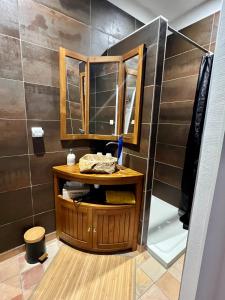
[108,0,221,28]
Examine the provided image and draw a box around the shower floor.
[147,196,188,268]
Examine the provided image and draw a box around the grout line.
[158,122,191,126]
[154,178,181,191]
[123,152,148,160]
[157,142,186,149]
[163,73,199,83]
[155,160,183,170]
[160,99,194,104]
[209,13,216,47]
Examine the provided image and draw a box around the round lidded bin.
[24,226,47,264]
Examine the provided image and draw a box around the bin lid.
[24,226,45,244]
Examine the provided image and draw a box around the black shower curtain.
[180,53,214,230]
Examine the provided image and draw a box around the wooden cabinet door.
[92,206,135,251]
[58,197,92,250]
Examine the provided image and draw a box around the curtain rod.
[168,25,210,54]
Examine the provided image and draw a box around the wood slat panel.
[102,215,109,244]
[108,215,115,244]
[82,213,88,242]
[78,212,83,241]
[124,212,130,242]
[119,213,125,243]
[73,210,78,239]
[113,214,120,244]
[97,215,103,244]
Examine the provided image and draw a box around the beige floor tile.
[168,254,185,282]
[136,268,153,298]
[140,256,166,282]
[136,251,151,267]
[0,256,20,282]
[140,284,169,300]
[0,275,22,300]
[156,272,180,300]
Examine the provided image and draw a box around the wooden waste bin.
[24,226,48,263]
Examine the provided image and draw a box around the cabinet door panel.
[58,197,92,250]
[92,206,135,251]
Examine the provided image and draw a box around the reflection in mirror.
[123,55,139,134]
[89,62,119,136]
[122,45,144,144]
[65,56,86,135]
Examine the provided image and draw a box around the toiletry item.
[97,152,102,155]
[67,149,75,166]
[118,136,123,165]
[106,153,112,157]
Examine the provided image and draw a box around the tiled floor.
[0,239,184,300]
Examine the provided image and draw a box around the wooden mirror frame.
[86,56,124,141]
[59,47,89,140]
[122,44,145,145]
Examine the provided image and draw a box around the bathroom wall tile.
[69,102,82,120]
[91,0,135,40]
[144,43,158,86]
[159,100,194,124]
[211,11,220,43]
[142,86,154,124]
[0,79,25,119]
[22,42,59,87]
[154,162,183,189]
[30,151,66,185]
[108,19,159,55]
[163,47,208,81]
[96,90,117,107]
[95,107,115,123]
[166,14,213,58]
[32,183,54,214]
[108,35,120,49]
[161,75,198,102]
[157,124,190,147]
[0,35,22,80]
[25,83,60,120]
[140,190,152,244]
[149,123,158,159]
[34,210,55,233]
[96,73,117,92]
[146,159,154,190]
[90,29,109,56]
[0,0,19,38]
[34,0,91,25]
[19,0,90,53]
[155,18,167,86]
[123,153,148,178]
[0,217,33,253]
[210,42,216,52]
[152,86,162,124]
[155,143,186,169]
[27,120,62,154]
[0,188,32,226]
[153,180,181,208]
[0,156,30,193]
[0,120,27,157]
[125,124,150,158]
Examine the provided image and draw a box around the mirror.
[86,57,123,140]
[60,48,88,139]
[122,45,145,144]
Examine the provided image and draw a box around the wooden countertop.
[53,164,143,185]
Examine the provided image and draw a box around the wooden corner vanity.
[53,164,144,253]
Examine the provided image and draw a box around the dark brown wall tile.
[108,35,120,49]
[124,124,150,158]
[155,18,167,86]
[91,28,109,55]
[32,183,54,214]
[144,44,157,86]
[161,75,198,102]
[96,73,117,92]
[157,124,190,147]
[0,0,19,38]
[123,153,147,178]
[0,79,25,119]
[0,35,22,80]
[0,188,32,225]
[159,100,193,124]
[20,0,90,53]
[30,151,66,185]
[154,162,183,189]
[156,143,186,169]
[22,42,59,87]
[34,210,55,233]
[95,107,115,122]
[25,83,60,120]
[0,120,27,156]
[95,122,115,135]
[0,156,30,192]
[142,85,153,123]
[0,217,33,253]
[163,47,208,81]
[153,180,181,208]
[135,19,144,30]
[69,102,82,120]
[96,90,116,107]
[34,0,91,25]
[166,14,213,58]
[27,120,62,153]
[91,0,135,40]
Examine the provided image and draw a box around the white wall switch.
[31,127,44,138]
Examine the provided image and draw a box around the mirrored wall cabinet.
[59,44,145,144]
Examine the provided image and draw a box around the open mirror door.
[86,56,124,140]
[122,44,145,144]
[60,47,88,140]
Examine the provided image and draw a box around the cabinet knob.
[93,228,96,233]
[88,227,91,232]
